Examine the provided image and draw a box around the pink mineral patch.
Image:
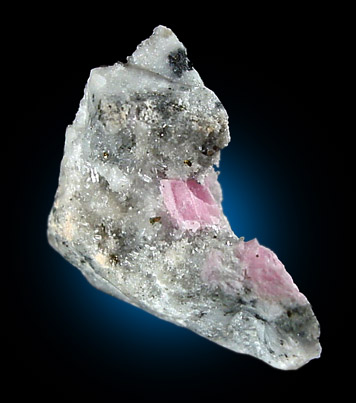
[235,238,307,303]
[160,178,220,232]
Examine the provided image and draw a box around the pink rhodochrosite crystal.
[48,25,321,371]
[160,179,220,231]
[234,239,308,304]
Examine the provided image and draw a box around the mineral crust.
[47,25,321,369]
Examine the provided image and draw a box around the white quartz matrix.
[48,25,321,369]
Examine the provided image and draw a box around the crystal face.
[47,25,321,370]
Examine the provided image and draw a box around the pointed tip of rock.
[127,25,203,86]
[152,25,175,38]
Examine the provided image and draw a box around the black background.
[11,6,347,400]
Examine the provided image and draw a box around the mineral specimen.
[47,25,321,369]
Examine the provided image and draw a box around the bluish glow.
[219,126,303,256]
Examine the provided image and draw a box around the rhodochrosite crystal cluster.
[48,25,321,369]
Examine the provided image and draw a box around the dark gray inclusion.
[168,49,193,77]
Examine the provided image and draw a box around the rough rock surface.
[47,25,321,369]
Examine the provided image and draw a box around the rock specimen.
[47,25,321,369]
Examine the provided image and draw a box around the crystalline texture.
[160,179,220,231]
[47,25,321,369]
